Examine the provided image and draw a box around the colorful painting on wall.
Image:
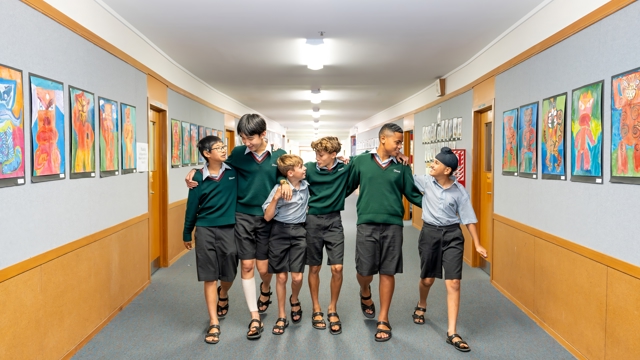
[541,93,567,180]
[571,81,603,183]
[69,86,95,179]
[611,67,640,184]
[502,108,518,176]
[121,103,136,173]
[99,97,119,176]
[30,74,65,182]
[198,125,205,164]
[518,102,538,178]
[182,121,190,166]
[205,127,213,137]
[171,119,182,167]
[190,123,198,164]
[0,64,25,187]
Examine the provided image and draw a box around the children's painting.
[541,94,567,180]
[30,74,65,181]
[190,123,198,164]
[171,119,182,167]
[198,125,205,164]
[518,102,538,178]
[99,97,119,176]
[121,103,137,173]
[0,64,25,187]
[205,127,213,137]
[571,81,603,183]
[69,86,95,178]
[611,68,640,184]
[182,121,190,165]
[502,109,518,175]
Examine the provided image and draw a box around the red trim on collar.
[250,151,270,164]
[372,153,393,170]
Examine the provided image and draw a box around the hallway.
[74,196,572,360]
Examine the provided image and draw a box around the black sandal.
[312,311,326,330]
[290,295,303,323]
[412,303,426,325]
[204,324,220,344]
[446,333,471,352]
[327,312,342,335]
[374,321,392,342]
[272,317,289,335]
[257,282,272,314]
[217,286,229,318]
[360,286,375,319]
[246,318,263,340]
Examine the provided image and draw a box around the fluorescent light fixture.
[306,38,325,70]
[313,122,320,129]
[312,106,320,119]
[310,89,321,104]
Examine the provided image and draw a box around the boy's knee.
[291,273,303,284]
[421,278,435,287]
[276,273,288,283]
[309,266,322,275]
[446,279,461,291]
[240,261,253,273]
[330,265,343,276]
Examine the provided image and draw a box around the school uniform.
[413,174,477,280]
[346,153,423,276]
[183,163,238,282]
[262,180,310,273]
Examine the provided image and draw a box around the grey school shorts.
[235,212,273,261]
[268,221,307,274]
[418,222,464,280]
[305,212,345,266]
[355,223,404,276]
[195,225,238,282]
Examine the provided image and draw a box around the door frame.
[148,103,169,268]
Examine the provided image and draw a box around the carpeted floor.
[74,196,574,360]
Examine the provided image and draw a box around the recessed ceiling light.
[310,89,322,104]
[312,106,320,119]
[305,34,325,70]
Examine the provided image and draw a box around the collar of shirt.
[430,175,462,190]
[287,179,309,191]
[316,159,343,171]
[373,153,397,166]
[202,162,232,179]
[244,146,271,158]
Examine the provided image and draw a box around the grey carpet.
[74,196,574,360]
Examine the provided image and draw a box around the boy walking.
[346,123,423,342]
[412,147,488,352]
[263,155,309,335]
[183,135,238,344]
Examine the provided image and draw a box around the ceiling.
[102,0,545,146]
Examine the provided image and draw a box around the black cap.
[435,147,458,172]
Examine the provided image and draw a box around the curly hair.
[277,154,304,175]
[310,136,341,154]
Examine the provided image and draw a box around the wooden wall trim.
[169,199,188,209]
[21,0,240,119]
[0,213,149,283]
[493,213,640,280]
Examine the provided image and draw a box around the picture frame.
[518,102,539,179]
[198,125,205,164]
[571,80,604,184]
[611,67,640,184]
[98,96,119,177]
[69,86,96,179]
[171,119,182,167]
[190,123,198,165]
[182,121,190,166]
[541,93,567,180]
[502,108,518,176]
[0,63,26,188]
[120,103,137,174]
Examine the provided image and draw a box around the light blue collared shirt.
[316,159,343,171]
[413,174,477,226]
[202,163,232,180]
[244,146,271,161]
[373,153,397,167]
[262,180,309,223]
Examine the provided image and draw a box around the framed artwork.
[171,119,182,167]
[452,149,466,187]
[0,64,25,188]
[541,93,567,180]
[30,74,65,182]
[98,97,119,177]
[121,103,137,174]
[501,108,518,176]
[198,125,205,164]
[205,127,213,137]
[69,86,95,179]
[611,67,640,184]
[518,102,539,179]
[571,80,604,183]
[190,123,198,164]
[182,121,190,165]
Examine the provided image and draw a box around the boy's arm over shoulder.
[345,155,362,195]
[456,185,477,224]
[183,171,203,241]
[225,145,243,167]
[262,184,281,221]
[401,166,423,207]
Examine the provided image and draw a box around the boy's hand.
[185,169,198,189]
[337,156,350,165]
[280,183,292,201]
[274,186,283,201]
[397,153,409,165]
[476,244,488,258]
[184,241,193,250]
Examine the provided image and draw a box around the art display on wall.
[99,97,119,176]
[518,102,538,178]
[198,125,205,164]
[190,123,198,164]
[182,121,190,165]
[205,127,213,137]
[502,108,518,176]
[0,64,25,187]
[541,93,567,180]
[171,119,182,167]
[611,67,640,184]
[69,86,95,179]
[452,149,466,187]
[30,74,65,182]
[121,103,137,173]
[571,80,603,183]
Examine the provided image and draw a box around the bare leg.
[217,280,233,317]
[415,277,435,323]
[204,280,219,342]
[445,279,468,350]
[308,265,325,328]
[376,274,395,340]
[291,272,303,322]
[256,259,273,312]
[357,273,374,316]
[328,264,343,331]
[274,272,288,334]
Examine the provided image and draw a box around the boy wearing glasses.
[183,135,238,345]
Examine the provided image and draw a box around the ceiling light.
[310,89,322,104]
[312,106,320,119]
[305,35,325,70]
[313,122,320,129]
[313,118,320,123]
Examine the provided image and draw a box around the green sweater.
[183,166,237,241]
[227,145,287,216]
[305,161,354,215]
[346,153,422,226]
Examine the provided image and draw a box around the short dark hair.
[378,123,403,139]
[198,135,223,158]
[237,114,267,137]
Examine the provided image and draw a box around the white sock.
[242,277,259,312]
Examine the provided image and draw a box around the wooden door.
[148,106,165,273]
[225,129,235,152]
[476,108,493,274]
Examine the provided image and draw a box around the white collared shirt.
[373,153,397,167]
[244,146,271,161]
[202,162,232,180]
[316,159,343,171]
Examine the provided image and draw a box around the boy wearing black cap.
[412,147,488,353]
